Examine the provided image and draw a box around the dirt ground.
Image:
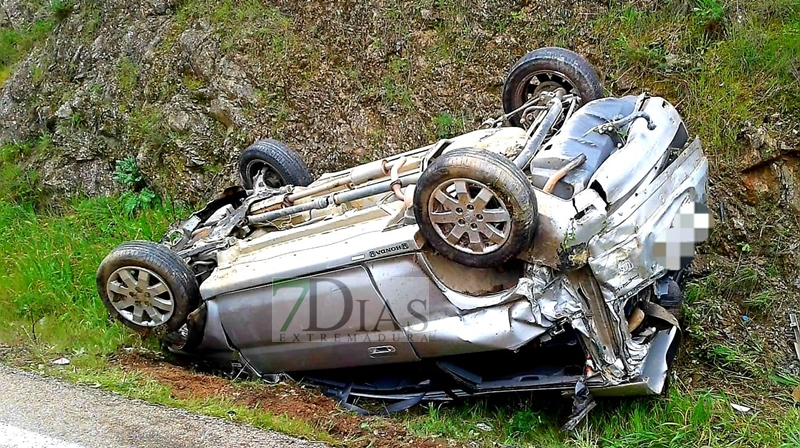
[118,352,456,447]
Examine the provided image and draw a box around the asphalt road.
[0,365,328,448]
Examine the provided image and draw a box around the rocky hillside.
[2,0,606,199]
[1,0,800,412]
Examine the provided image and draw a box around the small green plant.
[614,36,666,70]
[0,19,55,80]
[116,57,138,97]
[113,157,158,214]
[432,113,463,139]
[770,372,800,387]
[113,157,144,190]
[705,343,761,376]
[182,74,203,92]
[31,63,45,84]
[69,113,83,128]
[693,0,725,28]
[120,188,157,216]
[723,267,759,296]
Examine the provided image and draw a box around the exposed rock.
[739,124,800,213]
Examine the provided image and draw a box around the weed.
[744,290,778,311]
[704,342,763,376]
[0,18,54,84]
[614,36,667,70]
[407,391,800,447]
[81,5,102,39]
[432,113,463,138]
[31,63,45,84]
[113,157,144,190]
[120,188,158,216]
[723,267,758,296]
[693,0,725,28]
[771,372,800,387]
[126,108,168,149]
[89,82,104,97]
[116,56,138,98]
[182,74,203,92]
[69,113,83,128]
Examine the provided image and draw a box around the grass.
[0,18,54,84]
[591,1,800,166]
[60,366,333,442]
[116,56,139,99]
[406,391,800,447]
[0,171,333,441]
[432,113,464,139]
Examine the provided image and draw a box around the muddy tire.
[413,149,538,268]
[502,47,604,127]
[238,139,313,189]
[97,241,199,333]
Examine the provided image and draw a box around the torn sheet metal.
[588,138,708,299]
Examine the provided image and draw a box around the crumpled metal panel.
[588,138,707,298]
[520,193,578,268]
[589,97,683,205]
[444,299,549,351]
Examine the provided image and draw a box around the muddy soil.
[118,352,456,447]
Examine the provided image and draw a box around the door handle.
[367,345,396,358]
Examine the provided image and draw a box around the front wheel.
[413,149,538,268]
[97,241,199,332]
[502,47,604,127]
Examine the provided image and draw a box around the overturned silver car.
[97,47,709,424]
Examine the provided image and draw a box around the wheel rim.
[246,161,286,188]
[106,267,175,327]
[427,178,512,255]
[521,69,576,101]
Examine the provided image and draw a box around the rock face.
[739,125,800,213]
[1,0,798,208]
[0,0,603,201]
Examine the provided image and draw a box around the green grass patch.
[116,56,138,99]
[0,194,339,441]
[432,113,464,139]
[0,18,54,85]
[406,391,800,447]
[591,1,800,165]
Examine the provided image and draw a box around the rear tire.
[97,241,199,333]
[413,149,538,268]
[503,47,604,127]
[238,139,313,189]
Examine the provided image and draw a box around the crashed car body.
[97,48,708,409]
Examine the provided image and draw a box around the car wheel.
[502,47,604,127]
[96,241,199,333]
[413,149,538,268]
[238,139,313,190]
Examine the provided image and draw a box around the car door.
[213,265,419,373]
